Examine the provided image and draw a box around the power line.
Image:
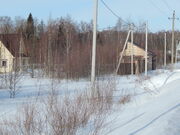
[161,0,173,12]
[147,0,169,17]
[98,24,131,31]
[147,0,179,31]
[101,0,167,32]
[100,0,130,25]
[100,0,144,31]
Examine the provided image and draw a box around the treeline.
[0,14,179,78]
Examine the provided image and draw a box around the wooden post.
[145,22,148,76]
[116,30,131,74]
[131,24,134,75]
[164,33,167,67]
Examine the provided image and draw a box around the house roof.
[128,42,157,57]
[0,34,28,57]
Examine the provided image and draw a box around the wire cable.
[147,0,169,17]
[161,0,173,12]
[100,0,130,25]
[100,0,142,30]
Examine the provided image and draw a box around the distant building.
[0,34,29,73]
[118,42,156,75]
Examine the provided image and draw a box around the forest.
[0,13,178,78]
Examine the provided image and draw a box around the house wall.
[0,41,14,73]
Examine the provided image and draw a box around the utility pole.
[164,33,167,67]
[168,10,179,64]
[131,24,134,75]
[91,0,98,84]
[117,24,120,65]
[145,22,148,76]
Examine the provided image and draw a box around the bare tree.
[0,16,14,34]
[6,61,23,98]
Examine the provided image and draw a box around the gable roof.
[0,34,28,57]
[127,42,156,57]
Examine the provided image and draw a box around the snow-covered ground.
[0,67,180,135]
[105,71,180,135]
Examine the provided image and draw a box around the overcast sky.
[0,0,180,32]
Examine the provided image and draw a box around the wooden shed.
[118,42,156,75]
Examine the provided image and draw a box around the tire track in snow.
[104,112,145,135]
[162,72,180,86]
[165,108,180,135]
[129,103,180,135]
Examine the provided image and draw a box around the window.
[1,60,7,67]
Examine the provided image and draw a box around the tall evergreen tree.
[26,13,35,40]
[26,13,35,78]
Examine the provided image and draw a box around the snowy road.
[106,75,180,135]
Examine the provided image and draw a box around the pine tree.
[26,13,35,78]
[26,13,35,39]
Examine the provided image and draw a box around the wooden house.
[0,34,29,73]
[118,42,156,75]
